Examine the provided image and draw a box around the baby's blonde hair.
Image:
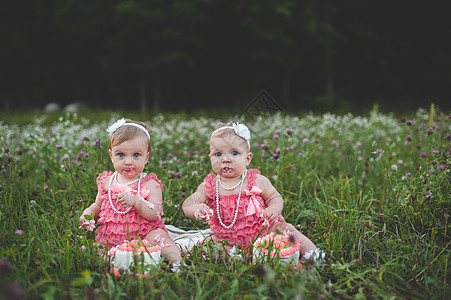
[109,119,151,153]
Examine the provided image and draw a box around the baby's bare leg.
[145,229,182,263]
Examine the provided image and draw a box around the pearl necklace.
[215,170,247,229]
[113,173,142,186]
[108,171,142,214]
[218,170,246,190]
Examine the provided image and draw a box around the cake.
[253,232,300,265]
[110,239,162,276]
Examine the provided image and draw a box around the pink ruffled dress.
[95,171,166,249]
[205,169,270,249]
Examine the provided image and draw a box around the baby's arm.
[118,179,163,221]
[182,183,212,220]
[79,191,102,229]
[257,175,284,223]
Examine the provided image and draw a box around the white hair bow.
[232,123,251,149]
[211,122,251,150]
[106,118,127,136]
[106,118,150,140]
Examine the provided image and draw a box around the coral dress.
[95,171,166,249]
[205,169,270,249]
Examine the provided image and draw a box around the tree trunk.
[151,80,160,112]
[325,49,334,97]
[283,68,291,110]
[140,79,147,112]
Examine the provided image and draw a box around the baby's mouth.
[222,166,232,173]
[123,169,135,176]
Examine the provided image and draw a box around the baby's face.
[109,136,150,181]
[209,132,252,179]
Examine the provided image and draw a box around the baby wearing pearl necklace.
[183,122,324,263]
[79,118,183,273]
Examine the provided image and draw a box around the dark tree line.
[1,0,450,112]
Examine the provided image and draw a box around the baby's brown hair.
[109,119,151,153]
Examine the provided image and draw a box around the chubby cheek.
[210,158,220,170]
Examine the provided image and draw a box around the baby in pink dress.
[79,118,181,266]
[183,122,323,262]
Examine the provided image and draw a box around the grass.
[0,106,449,299]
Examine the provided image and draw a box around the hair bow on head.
[106,118,126,136]
[232,122,251,149]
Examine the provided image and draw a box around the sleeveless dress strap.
[140,173,164,192]
[96,171,113,193]
[246,169,260,190]
[203,173,217,200]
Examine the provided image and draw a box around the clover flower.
[302,138,309,143]
[406,120,413,126]
[14,230,23,235]
[285,128,294,135]
[420,152,427,157]
[55,145,62,149]
[427,128,433,135]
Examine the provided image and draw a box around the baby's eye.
[118,153,124,158]
[215,152,222,157]
[133,153,140,158]
[232,151,238,156]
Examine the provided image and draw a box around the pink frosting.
[254,232,300,256]
[115,239,161,253]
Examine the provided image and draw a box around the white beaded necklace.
[113,173,142,186]
[218,172,245,190]
[215,169,247,229]
[108,171,143,214]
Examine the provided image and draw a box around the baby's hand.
[79,217,95,231]
[194,204,213,221]
[263,207,279,223]
[116,192,138,208]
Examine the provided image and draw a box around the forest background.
[1,0,450,115]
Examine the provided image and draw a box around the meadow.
[0,106,449,299]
